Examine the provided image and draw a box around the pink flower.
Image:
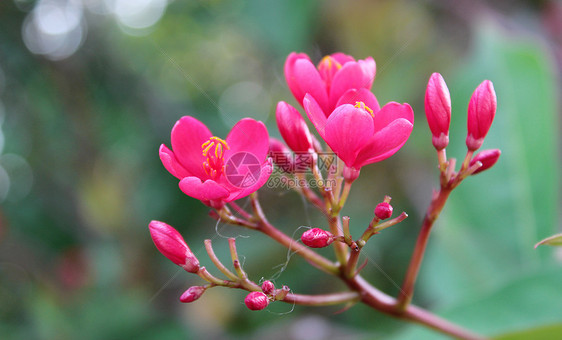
[469,149,501,175]
[245,291,269,311]
[149,220,200,273]
[304,91,414,171]
[159,116,272,208]
[276,101,314,153]
[285,52,376,116]
[466,80,497,151]
[425,73,451,150]
[301,228,334,248]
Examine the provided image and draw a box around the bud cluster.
[424,73,500,179]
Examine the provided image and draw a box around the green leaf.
[493,323,562,340]
[534,233,562,248]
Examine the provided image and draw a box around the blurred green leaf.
[396,267,562,339]
[493,323,562,340]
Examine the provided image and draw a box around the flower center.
[318,56,342,92]
[354,101,374,117]
[201,136,230,179]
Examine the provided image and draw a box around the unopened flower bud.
[375,202,393,220]
[425,73,451,150]
[469,149,501,175]
[343,165,360,182]
[180,285,206,303]
[268,138,294,173]
[301,228,334,248]
[276,101,314,153]
[245,291,269,311]
[261,280,275,295]
[466,80,497,151]
[149,220,200,273]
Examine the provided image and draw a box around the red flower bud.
[268,138,294,173]
[301,228,334,248]
[466,80,497,151]
[374,202,393,220]
[149,220,200,273]
[180,286,206,303]
[276,101,314,153]
[261,280,275,295]
[244,291,269,311]
[425,73,451,150]
[470,149,501,175]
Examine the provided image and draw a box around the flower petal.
[354,118,413,167]
[284,52,310,105]
[303,94,328,138]
[159,144,192,179]
[335,88,381,113]
[276,101,313,152]
[373,102,414,132]
[224,118,269,162]
[171,116,212,179]
[179,177,230,201]
[225,159,273,202]
[330,52,355,65]
[358,57,376,86]
[324,104,374,167]
[329,59,375,109]
[291,58,329,111]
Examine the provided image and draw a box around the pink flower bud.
[268,138,294,173]
[301,228,334,248]
[469,149,501,175]
[245,291,269,311]
[374,202,393,220]
[466,80,497,151]
[261,280,275,295]
[424,73,451,150]
[149,220,200,273]
[276,101,314,153]
[180,285,206,303]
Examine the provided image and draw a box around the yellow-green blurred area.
[0,0,561,339]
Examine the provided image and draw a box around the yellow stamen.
[321,56,332,68]
[201,136,230,179]
[355,101,374,116]
[201,136,230,157]
[320,55,342,70]
[202,141,214,157]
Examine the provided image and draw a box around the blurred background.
[0,0,561,339]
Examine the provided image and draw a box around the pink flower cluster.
[279,53,414,176]
[158,51,417,210]
[149,51,501,310]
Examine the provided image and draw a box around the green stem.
[327,214,348,266]
[204,239,238,281]
[283,291,360,306]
